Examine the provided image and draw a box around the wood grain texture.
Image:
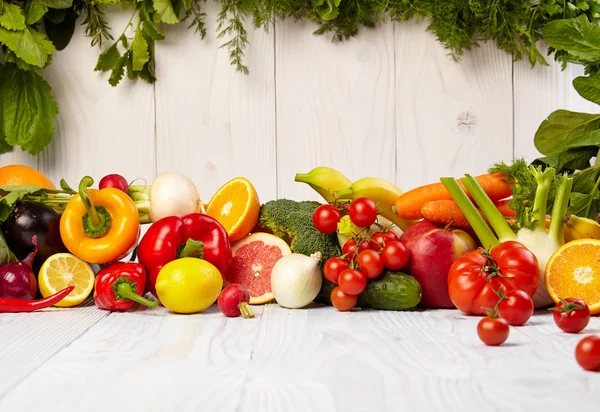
[513,43,599,162]
[0,303,108,399]
[37,10,156,187]
[154,1,277,203]
[1,305,598,411]
[0,304,265,411]
[395,22,513,190]
[275,21,396,201]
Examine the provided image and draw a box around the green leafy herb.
[26,0,49,25]
[0,3,26,31]
[153,0,179,24]
[0,25,55,68]
[573,76,600,105]
[132,25,149,71]
[40,0,73,9]
[0,231,17,265]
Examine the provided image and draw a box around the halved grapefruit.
[224,233,291,304]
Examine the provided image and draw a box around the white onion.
[149,172,202,222]
[271,252,322,309]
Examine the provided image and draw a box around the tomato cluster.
[312,197,410,312]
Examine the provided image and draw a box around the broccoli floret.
[258,199,340,264]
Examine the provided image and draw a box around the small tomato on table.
[60,176,140,264]
[94,262,157,311]
[447,241,540,315]
[137,213,232,298]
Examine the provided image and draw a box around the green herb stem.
[440,177,499,250]
[548,176,574,242]
[530,166,555,231]
[460,175,517,242]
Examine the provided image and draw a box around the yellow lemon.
[155,258,223,314]
[38,253,95,307]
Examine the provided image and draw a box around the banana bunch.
[564,214,600,242]
[294,167,415,231]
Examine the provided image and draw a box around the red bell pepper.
[94,262,158,311]
[138,213,232,297]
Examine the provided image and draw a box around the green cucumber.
[315,270,422,311]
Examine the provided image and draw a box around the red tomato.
[381,241,409,271]
[551,298,591,334]
[342,239,371,257]
[349,198,377,228]
[497,289,534,326]
[477,316,509,346]
[575,335,600,372]
[447,241,540,315]
[370,231,399,250]
[331,286,358,311]
[324,257,350,284]
[356,250,384,279]
[312,205,342,234]
[338,269,367,295]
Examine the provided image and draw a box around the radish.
[99,174,128,193]
[218,284,255,318]
[149,172,202,222]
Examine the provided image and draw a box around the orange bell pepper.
[60,176,140,264]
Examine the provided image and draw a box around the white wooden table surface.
[1,302,598,411]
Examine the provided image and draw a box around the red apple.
[400,220,477,308]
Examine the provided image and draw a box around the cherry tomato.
[381,241,409,270]
[356,250,384,279]
[551,298,591,334]
[324,257,350,284]
[331,286,358,311]
[370,231,399,250]
[312,204,342,234]
[338,269,367,295]
[342,239,371,257]
[349,198,377,228]
[477,316,509,346]
[575,335,600,372]
[497,289,534,326]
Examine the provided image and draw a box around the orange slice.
[546,239,600,314]
[206,177,260,242]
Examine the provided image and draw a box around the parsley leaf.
[0,25,55,68]
[0,3,26,31]
[0,65,58,155]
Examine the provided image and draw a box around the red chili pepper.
[0,286,74,313]
[138,213,232,297]
[94,262,158,311]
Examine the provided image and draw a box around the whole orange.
[0,164,55,189]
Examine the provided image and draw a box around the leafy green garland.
[0,0,599,156]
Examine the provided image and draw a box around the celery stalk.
[460,175,517,243]
[440,177,499,250]
[548,176,573,245]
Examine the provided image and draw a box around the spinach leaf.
[44,7,77,50]
[573,76,600,105]
[568,166,600,218]
[542,15,600,65]
[0,231,17,266]
[534,109,600,156]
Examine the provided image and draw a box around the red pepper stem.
[79,176,112,238]
[177,238,205,259]
[116,281,158,308]
[238,302,255,319]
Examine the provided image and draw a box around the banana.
[335,177,415,231]
[564,214,600,241]
[294,167,352,203]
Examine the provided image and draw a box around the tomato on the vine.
[448,241,539,315]
[356,250,384,279]
[496,288,534,326]
[331,286,358,311]
[370,231,399,250]
[477,315,509,346]
[312,204,342,234]
[342,239,371,257]
[381,241,409,270]
[338,269,367,295]
[324,257,350,284]
[575,336,600,372]
[348,198,377,228]
[551,298,591,334]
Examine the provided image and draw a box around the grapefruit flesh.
[225,233,291,304]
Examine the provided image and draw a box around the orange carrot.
[494,198,516,217]
[395,172,512,220]
[420,200,486,230]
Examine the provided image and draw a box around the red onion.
[0,235,38,300]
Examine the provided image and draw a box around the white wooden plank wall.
[1,4,594,200]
